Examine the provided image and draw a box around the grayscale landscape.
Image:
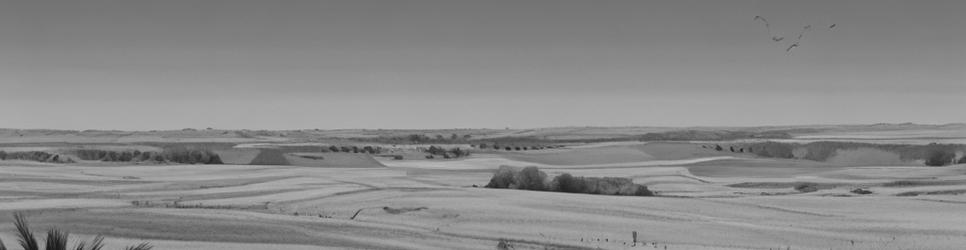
[1,1,964,250]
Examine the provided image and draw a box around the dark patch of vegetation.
[896,189,966,197]
[249,148,291,165]
[851,188,873,195]
[727,182,841,192]
[296,155,325,160]
[794,183,820,193]
[5,212,152,250]
[485,166,653,196]
[382,206,428,214]
[318,145,384,154]
[160,146,223,164]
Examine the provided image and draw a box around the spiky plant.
[13,213,39,250]
[122,243,153,250]
[74,235,105,250]
[11,213,152,250]
[45,229,69,250]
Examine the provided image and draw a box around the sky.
[1,0,963,130]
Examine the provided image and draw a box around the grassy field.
[1,125,966,249]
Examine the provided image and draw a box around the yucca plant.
[9,213,153,250]
[14,213,39,250]
[73,235,105,250]
[45,229,69,250]
[122,243,152,250]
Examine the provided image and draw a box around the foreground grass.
[0,213,153,250]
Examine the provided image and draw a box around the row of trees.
[0,151,73,163]
[322,145,384,154]
[485,166,653,196]
[73,148,223,164]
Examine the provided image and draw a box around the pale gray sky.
[1,0,963,130]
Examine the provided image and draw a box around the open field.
[1,124,966,249]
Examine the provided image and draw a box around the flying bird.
[796,25,812,41]
[829,24,837,30]
[772,36,784,42]
[754,16,772,33]
[785,43,799,55]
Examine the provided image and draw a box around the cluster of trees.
[0,151,73,163]
[725,141,966,167]
[485,166,653,196]
[640,130,792,141]
[322,145,384,154]
[74,148,223,164]
[425,146,470,159]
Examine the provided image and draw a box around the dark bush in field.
[485,166,652,196]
